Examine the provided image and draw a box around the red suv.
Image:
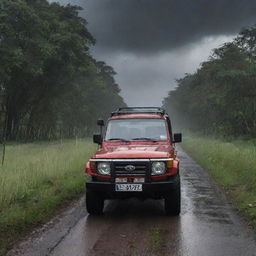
[85,107,182,215]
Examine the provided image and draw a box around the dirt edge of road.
[180,143,256,232]
[2,194,85,256]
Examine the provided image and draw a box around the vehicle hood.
[93,143,173,159]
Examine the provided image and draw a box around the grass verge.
[0,139,95,255]
[182,135,256,229]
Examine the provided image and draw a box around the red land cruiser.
[85,107,182,215]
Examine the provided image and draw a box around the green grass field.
[0,139,95,255]
[182,135,256,229]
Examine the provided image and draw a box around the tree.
[163,25,256,137]
[0,0,126,140]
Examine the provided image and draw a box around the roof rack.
[111,107,166,116]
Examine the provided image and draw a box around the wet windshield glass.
[105,119,168,141]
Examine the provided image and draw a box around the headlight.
[97,162,111,175]
[151,161,166,175]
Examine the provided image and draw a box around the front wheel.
[164,182,181,216]
[86,191,104,215]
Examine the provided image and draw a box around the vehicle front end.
[85,108,182,215]
[86,156,180,200]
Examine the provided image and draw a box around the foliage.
[163,25,256,137]
[0,0,126,141]
[182,135,256,230]
[0,139,95,254]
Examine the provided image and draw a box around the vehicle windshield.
[105,118,168,141]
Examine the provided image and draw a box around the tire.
[164,181,181,216]
[86,191,104,215]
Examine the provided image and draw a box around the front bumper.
[86,174,180,199]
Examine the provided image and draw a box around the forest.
[0,0,126,141]
[163,25,256,137]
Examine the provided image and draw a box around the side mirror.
[97,119,104,126]
[173,133,182,143]
[93,134,103,144]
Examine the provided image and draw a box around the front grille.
[113,161,149,176]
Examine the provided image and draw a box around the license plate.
[115,184,143,192]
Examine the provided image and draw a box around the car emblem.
[125,165,136,171]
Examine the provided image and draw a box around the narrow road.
[7,147,256,256]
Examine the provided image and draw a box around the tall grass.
[0,139,95,254]
[182,135,256,228]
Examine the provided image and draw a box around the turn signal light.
[89,161,96,171]
[166,160,173,168]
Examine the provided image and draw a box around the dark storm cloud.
[52,0,256,105]
[81,0,256,54]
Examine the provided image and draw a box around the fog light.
[115,178,127,183]
[134,178,145,183]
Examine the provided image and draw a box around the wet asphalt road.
[7,147,256,256]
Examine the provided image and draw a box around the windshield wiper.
[108,138,129,142]
[131,137,157,142]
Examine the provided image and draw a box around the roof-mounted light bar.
[111,107,166,116]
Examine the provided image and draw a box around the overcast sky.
[53,0,256,106]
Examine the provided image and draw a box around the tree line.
[0,0,126,141]
[163,25,256,137]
